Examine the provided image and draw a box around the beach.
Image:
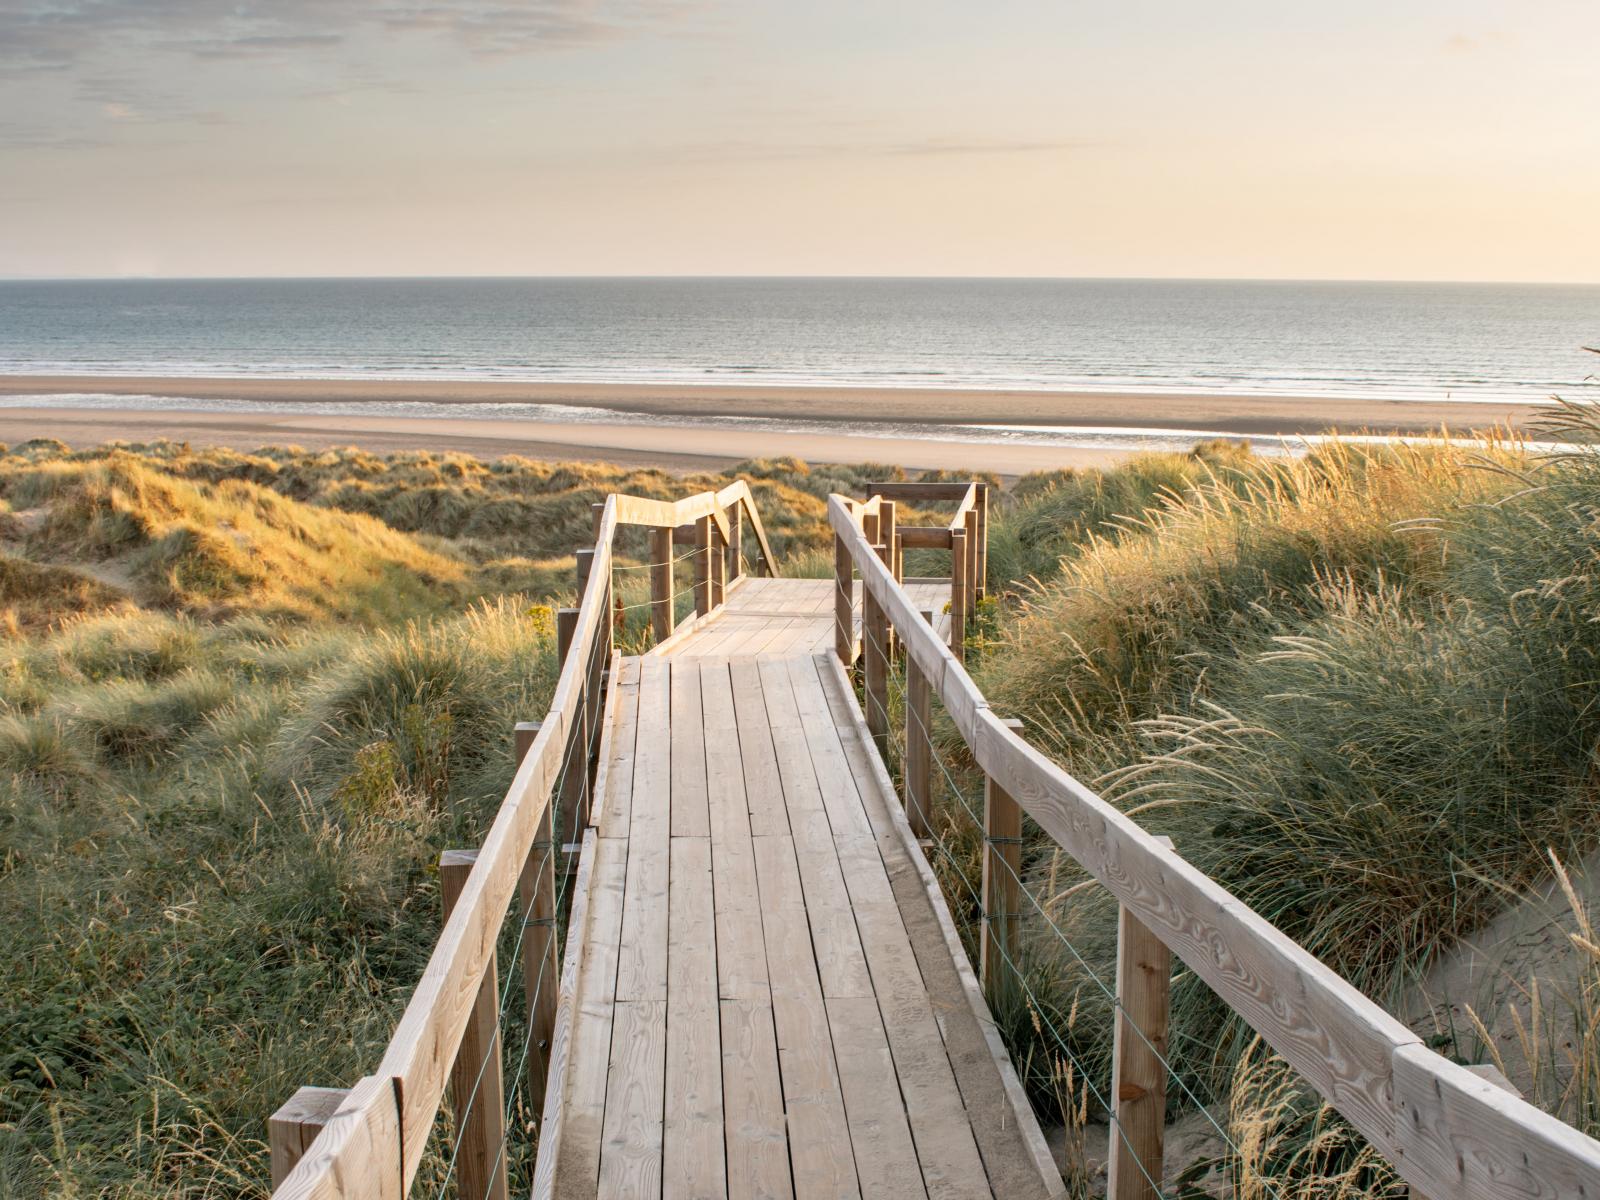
[0,375,1543,476]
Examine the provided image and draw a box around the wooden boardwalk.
[544,577,1058,1199]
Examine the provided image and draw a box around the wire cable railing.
[849,599,1269,1200]
[826,486,1600,1200]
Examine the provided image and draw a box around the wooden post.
[903,609,934,842]
[650,526,675,643]
[440,849,509,1200]
[575,548,594,602]
[949,526,967,665]
[974,484,988,601]
[964,507,979,625]
[515,721,558,1117]
[709,513,727,610]
[834,533,854,664]
[693,514,712,616]
[1108,834,1175,1200]
[880,501,897,660]
[590,502,605,542]
[729,501,744,581]
[863,543,890,755]
[981,718,1025,1011]
[270,1086,349,1188]
[555,609,586,859]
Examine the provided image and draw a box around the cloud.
[0,0,710,75]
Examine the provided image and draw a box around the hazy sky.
[2,0,1597,280]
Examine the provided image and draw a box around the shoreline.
[0,375,1545,437]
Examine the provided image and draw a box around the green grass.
[13,421,1600,1199]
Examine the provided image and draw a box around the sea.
[0,277,1596,454]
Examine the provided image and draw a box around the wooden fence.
[828,489,1600,1200]
[268,480,776,1200]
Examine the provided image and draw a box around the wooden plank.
[790,656,994,1200]
[547,833,622,1200]
[616,658,671,1003]
[720,1000,793,1200]
[730,658,789,839]
[273,1075,402,1200]
[596,1000,667,1198]
[897,527,955,549]
[826,997,930,1199]
[814,651,1063,1199]
[752,834,862,1200]
[528,828,594,1200]
[670,660,710,837]
[271,1086,350,1189]
[701,662,770,1002]
[866,482,979,502]
[596,657,640,839]
[665,837,727,1200]
[756,658,872,999]
[1393,1043,1600,1200]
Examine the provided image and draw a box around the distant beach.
[0,374,1549,477]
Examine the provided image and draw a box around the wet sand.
[0,375,1541,436]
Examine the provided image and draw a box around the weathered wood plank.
[616,658,671,1004]
[792,656,994,1200]
[270,1087,350,1190]
[826,996,930,1199]
[670,660,710,837]
[665,837,726,1200]
[595,657,640,839]
[273,1075,402,1200]
[815,651,1063,1199]
[701,662,770,1002]
[720,999,793,1200]
[757,658,873,999]
[752,833,862,1200]
[730,658,789,839]
[547,833,622,1200]
[596,1000,667,1198]
[1393,1043,1600,1200]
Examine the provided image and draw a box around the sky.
[1,0,1597,281]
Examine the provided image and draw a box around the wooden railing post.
[575,548,594,600]
[1108,834,1175,1200]
[863,542,890,755]
[650,526,675,642]
[270,1086,350,1188]
[590,502,605,542]
[440,848,509,1200]
[903,608,934,842]
[974,484,988,601]
[693,514,712,616]
[709,512,727,610]
[949,525,968,665]
[728,500,744,581]
[555,609,586,863]
[515,721,558,1118]
[964,506,979,625]
[834,533,854,664]
[880,501,897,659]
[981,717,1025,1011]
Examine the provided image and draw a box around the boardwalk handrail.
[271,480,775,1200]
[828,490,1600,1200]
